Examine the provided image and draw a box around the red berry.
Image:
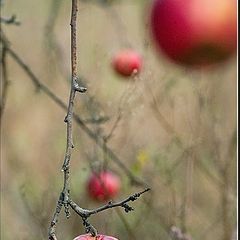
[150,0,237,66]
[73,234,119,240]
[112,50,142,77]
[87,171,120,201]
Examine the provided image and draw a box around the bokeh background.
[1,1,237,240]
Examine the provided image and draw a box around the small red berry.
[87,171,120,201]
[112,50,142,77]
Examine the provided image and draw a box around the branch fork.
[68,188,150,237]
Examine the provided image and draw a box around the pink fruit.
[112,50,142,77]
[150,0,237,66]
[73,234,119,240]
[87,171,120,201]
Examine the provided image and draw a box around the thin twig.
[49,194,64,240]
[149,86,178,137]
[19,186,46,240]
[196,215,222,240]
[0,45,9,119]
[47,1,149,238]
[104,111,122,142]
[68,188,150,236]
[69,188,150,217]
[49,1,87,239]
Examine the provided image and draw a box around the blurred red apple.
[74,234,119,240]
[87,171,120,201]
[150,0,237,66]
[112,50,142,77]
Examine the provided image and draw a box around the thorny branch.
[69,188,150,218]
[1,2,150,239]
[47,0,148,239]
[69,188,150,236]
[49,1,87,239]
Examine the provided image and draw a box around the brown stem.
[69,188,150,218]
[49,1,86,239]
[0,45,9,119]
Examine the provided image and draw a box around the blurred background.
[1,0,237,240]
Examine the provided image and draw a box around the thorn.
[73,78,87,93]
[64,116,68,123]
[75,85,87,93]
[62,163,69,171]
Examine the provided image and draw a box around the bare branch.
[104,111,122,142]
[0,45,9,119]
[48,194,64,240]
[49,0,85,239]
[85,188,151,216]
[69,188,150,236]
[83,116,110,124]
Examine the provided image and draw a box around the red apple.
[150,0,237,66]
[112,50,142,77]
[74,234,119,240]
[87,171,120,201]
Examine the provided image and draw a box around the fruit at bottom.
[74,234,119,240]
